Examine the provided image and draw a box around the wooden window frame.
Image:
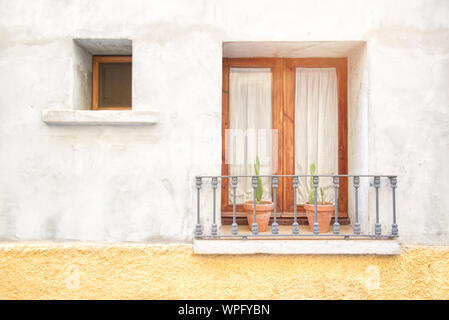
[92,55,132,110]
[221,57,348,223]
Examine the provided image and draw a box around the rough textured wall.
[0,0,448,244]
[0,244,448,299]
[366,22,449,244]
[72,41,92,110]
[347,44,370,233]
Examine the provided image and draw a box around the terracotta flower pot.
[303,202,335,233]
[243,200,274,232]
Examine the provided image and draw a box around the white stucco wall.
[347,43,370,234]
[72,40,92,110]
[0,0,448,244]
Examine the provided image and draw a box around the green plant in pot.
[242,156,274,232]
[303,163,335,233]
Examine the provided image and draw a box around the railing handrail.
[196,174,397,178]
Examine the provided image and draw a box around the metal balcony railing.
[194,174,398,239]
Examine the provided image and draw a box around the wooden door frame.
[221,57,348,221]
[221,58,284,217]
[282,58,348,218]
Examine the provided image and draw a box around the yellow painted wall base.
[0,243,448,300]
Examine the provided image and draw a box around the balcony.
[193,174,400,255]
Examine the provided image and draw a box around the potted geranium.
[242,156,274,232]
[303,163,334,233]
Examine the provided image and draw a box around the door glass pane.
[228,68,273,204]
[98,62,132,108]
[294,67,338,204]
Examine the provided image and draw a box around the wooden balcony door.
[221,58,348,223]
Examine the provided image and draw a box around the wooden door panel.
[221,58,283,216]
[222,57,348,220]
[282,58,348,217]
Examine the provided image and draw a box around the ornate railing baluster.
[353,176,361,234]
[251,176,258,235]
[211,177,218,236]
[231,176,238,235]
[333,176,340,234]
[195,177,202,236]
[272,176,279,234]
[292,176,299,234]
[313,175,319,234]
[374,176,381,236]
[391,176,398,236]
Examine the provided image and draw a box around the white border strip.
[194,239,401,255]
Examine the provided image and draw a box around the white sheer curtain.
[295,68,338,204]
[229,68,273,204]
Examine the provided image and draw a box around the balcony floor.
[222,223,354,235]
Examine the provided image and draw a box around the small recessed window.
[92,56,132,110]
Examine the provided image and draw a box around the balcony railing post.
[231,176,238,235]
[374,176,381,236]
[272,176,279,234]
[195,177,202,236]
[353,176,361,234]
[251,176,258,235]
[211,177,218,236]
[292,176,299,234]
[390,176,398,236]
[333,176,340,234]
[313,175,319,234]
[194,173,397,238]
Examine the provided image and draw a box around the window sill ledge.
[193,239,401,255]
[42,109,159,126]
